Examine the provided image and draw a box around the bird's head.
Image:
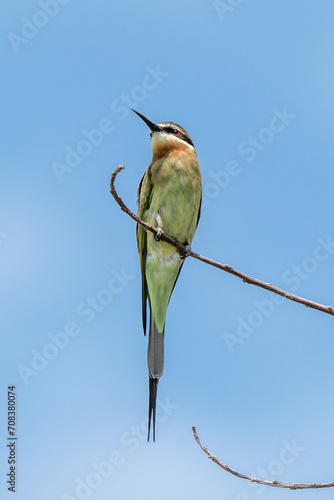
[132,109,195,158]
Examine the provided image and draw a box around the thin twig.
[110,165,334,317]
[192,427,334,490]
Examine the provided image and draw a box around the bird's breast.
[146,152,201,246]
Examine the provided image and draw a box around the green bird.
[133,110,202,441]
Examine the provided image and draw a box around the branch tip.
[191,426,334,490]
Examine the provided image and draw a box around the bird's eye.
[173,129,180,136]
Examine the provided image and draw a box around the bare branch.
[192,426,334,490]
[110,165,334,318]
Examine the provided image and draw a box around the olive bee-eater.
[133,110,202,441]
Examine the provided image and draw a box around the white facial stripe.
[151,131,195,150]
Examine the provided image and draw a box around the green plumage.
[135,112,202,441]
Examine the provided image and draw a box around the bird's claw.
[154,227,164,242]
[180,244,191,259]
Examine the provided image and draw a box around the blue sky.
[1,1,334,499]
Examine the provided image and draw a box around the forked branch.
[110,165,334,318]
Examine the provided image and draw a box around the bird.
[133,109,202,441]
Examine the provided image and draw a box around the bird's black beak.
[131,109,162,133]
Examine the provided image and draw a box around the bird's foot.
[180,244,191,259]
[154,227,164,242]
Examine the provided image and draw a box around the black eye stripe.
[165,127,177,134]
[162,126,194,147]
[180,134,194,147]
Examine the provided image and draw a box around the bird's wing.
[196,193,202,229]
[136,167,153,336]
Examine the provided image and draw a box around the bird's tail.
[148,377,158,442]
[147,313,164,442]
